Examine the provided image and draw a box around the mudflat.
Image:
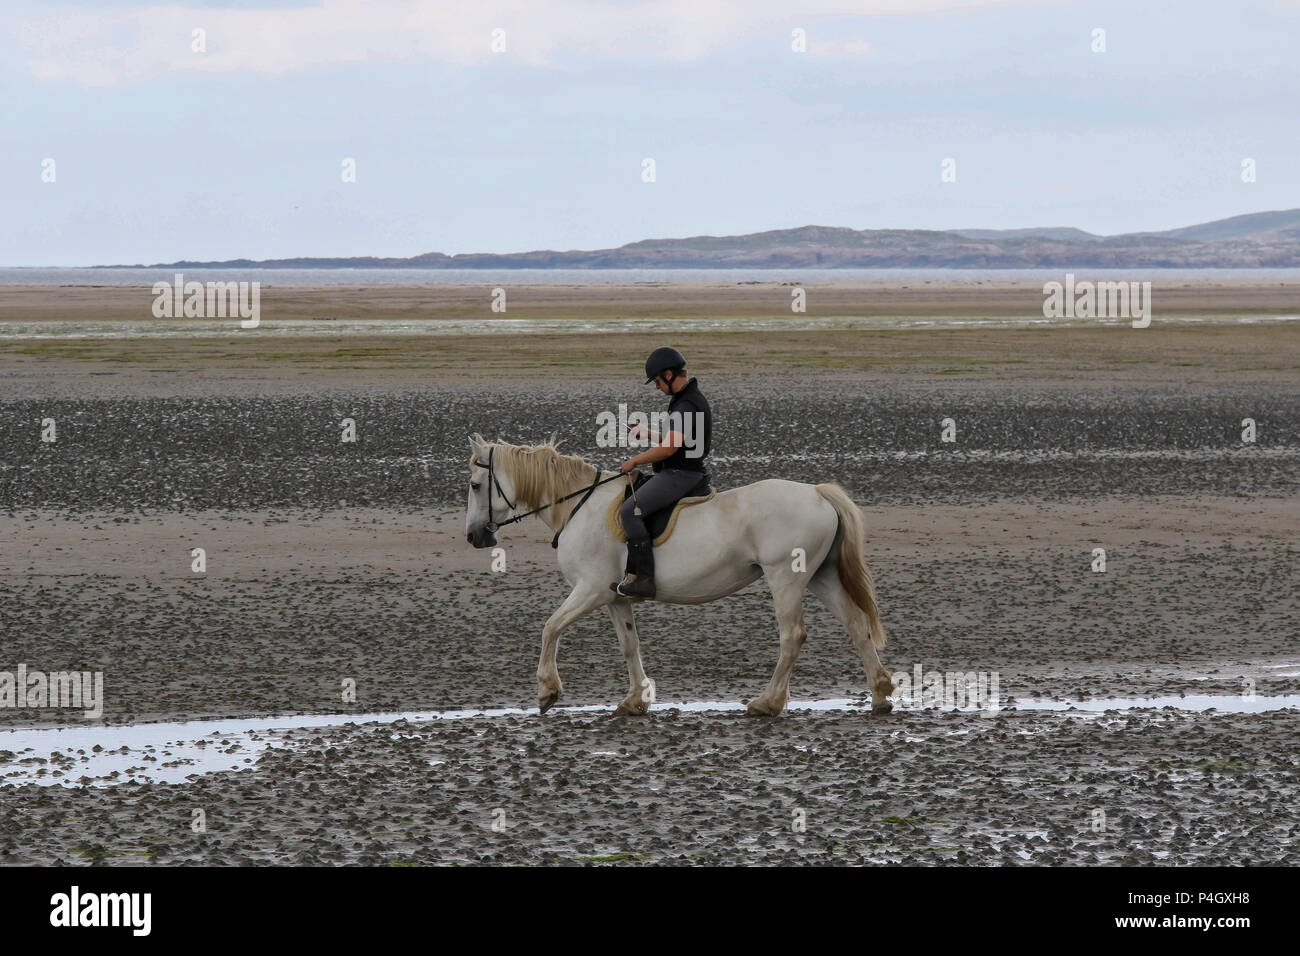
[1,282,1296,865]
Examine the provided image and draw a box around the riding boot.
[611,537,656,599]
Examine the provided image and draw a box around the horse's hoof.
[872,701,894,715]
[538,692,560,714]
[745,700,782,717]
[613,698,649,716]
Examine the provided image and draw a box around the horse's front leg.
[537,584,608,714]
[608,599,652,716]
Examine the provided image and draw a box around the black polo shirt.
[656,377,712,472]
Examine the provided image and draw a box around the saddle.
[605,472,715,546]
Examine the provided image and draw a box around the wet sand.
[1,285,1297,865]
[6,707,1297,866]
[1,280,1299,394]
[3,279,1299,324]
[1,493,1297,728]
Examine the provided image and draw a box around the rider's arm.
[626,423,659,444]
[625,430,683,467]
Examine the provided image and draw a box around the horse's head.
[465,435,516,548]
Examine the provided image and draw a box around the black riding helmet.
[645,346,686,384]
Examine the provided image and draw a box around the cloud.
[18,0,1037,87]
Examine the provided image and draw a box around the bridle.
[471,444,628,540]
[472,445,517,533]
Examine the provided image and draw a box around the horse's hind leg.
[608,600,652,716]
[809,567,893,714]
[747,569,808,717]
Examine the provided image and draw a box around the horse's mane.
[469,433,603,527]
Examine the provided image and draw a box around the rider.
[611,347,712,599]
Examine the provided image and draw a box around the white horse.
[465,436,892,717]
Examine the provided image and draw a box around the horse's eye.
[471,482,481,491]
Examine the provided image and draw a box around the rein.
[472,448,626,544]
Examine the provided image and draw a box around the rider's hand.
[620,458,638,474]
[626,423,647,442]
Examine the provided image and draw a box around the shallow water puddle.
[5,313,1299,340]
[1262,661,1300,678]
[1006,694,1300,714]
[666,694,1300,715]
[2,694,1295,787]
[401,447,1300,469]
[717,446,1300,464]
[0,707,608,788]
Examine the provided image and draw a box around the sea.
[4,266,1300,286]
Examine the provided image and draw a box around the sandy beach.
[0,281,1298,393]
[1,280,1297,865]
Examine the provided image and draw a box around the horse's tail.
[815,483,887,650]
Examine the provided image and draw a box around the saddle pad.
[606,487,716,546]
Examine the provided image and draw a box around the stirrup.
[611,574,654,599]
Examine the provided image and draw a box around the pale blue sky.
[1,0,1297,266]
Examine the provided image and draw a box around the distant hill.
[111,208,1300,269]
[947,227,1099,240]
[1144,208,1300,243]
